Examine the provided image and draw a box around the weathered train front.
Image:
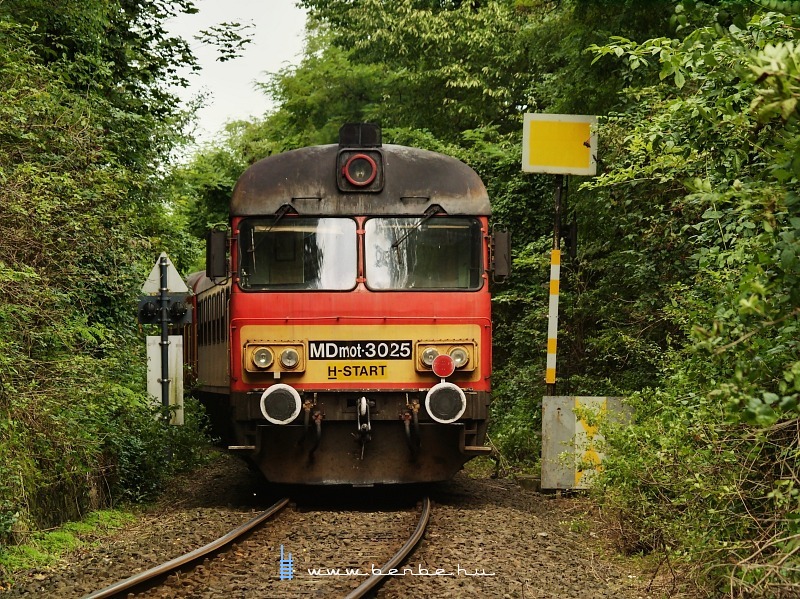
[200,126,505,485]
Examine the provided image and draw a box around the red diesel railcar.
[186,124,509,485]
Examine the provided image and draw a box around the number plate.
[309,340,412,360]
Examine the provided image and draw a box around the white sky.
[167,0,307,144]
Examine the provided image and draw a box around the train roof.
[230,144,491,217]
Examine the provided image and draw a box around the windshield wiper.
[266,204,295,232]
[391,204,444,249]
[248,204,297,271]
[248,226,257,274]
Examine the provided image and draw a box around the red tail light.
[432,354,456,378]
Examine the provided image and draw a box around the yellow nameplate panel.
[239,323,481,384]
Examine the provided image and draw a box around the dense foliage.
[0,0,208,561]
[4,0,797,593]
[584,5,800,594]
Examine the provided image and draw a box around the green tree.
[0,1,209,555]
[585,5,800,593]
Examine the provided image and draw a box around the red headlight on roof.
[337,148,383,192]
[343,153,378,186]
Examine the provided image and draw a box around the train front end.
[204,125,506,485]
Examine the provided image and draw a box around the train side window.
[224,287,230,341]
[215,292,223,344]
[204,297,210,345]
[207,295,213,345]
[213,293,218,344]
[197,298,206,345]
[216,293,222,344]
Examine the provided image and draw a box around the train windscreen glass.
[364,217,482,290]
[238,218,357,290]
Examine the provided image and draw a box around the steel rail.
[344,496,432,599]
[82,497,290,599]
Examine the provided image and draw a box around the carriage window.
[364,217,482,290]
[239,218,357,290]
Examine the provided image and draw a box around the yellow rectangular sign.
[522,114,597,175]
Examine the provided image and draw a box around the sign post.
[522,114,597,394]
[138,253,191,424]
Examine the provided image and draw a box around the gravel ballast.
[2,453,659,598]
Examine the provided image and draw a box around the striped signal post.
[545,174,564,395]
[522,114,597,394]
[545,248,561,392]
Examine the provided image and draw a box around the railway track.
[346,496,431,599]
[82,498,290,599]
[82,496,431,598]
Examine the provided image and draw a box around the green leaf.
[780,248,796,270]
[780,98,798,119]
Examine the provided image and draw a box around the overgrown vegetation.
[0,509,135,575]
[0,0,211,572]
[585,4,800,594]
[4,0,800,594]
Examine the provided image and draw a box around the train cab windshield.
[365,217,482,290]
[238,216,482,291]
[238,217,357,290]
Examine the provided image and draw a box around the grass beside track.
[0,509,136,588]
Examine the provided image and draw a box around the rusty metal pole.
[552,175,563,251]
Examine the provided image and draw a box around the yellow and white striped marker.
[545,249,560,385]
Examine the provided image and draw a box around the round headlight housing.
[425,382,467,424]
[280,348,300,369]
[260,384,302,425]
[252,347,274,369]
[343,153,378,186]
[449,347,469,368]
[421,347,439,367]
